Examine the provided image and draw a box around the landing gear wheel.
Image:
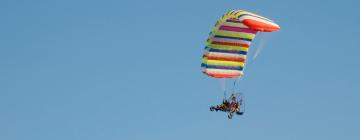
[236,111,244,115]
[228,113,233,119]
[210,106,215,111]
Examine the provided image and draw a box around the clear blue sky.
[1,0,360,140]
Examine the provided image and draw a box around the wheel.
[210,106,215,111]
[236,111,244,115]
[228,113,233,119]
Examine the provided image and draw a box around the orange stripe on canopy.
[243,19,280,32]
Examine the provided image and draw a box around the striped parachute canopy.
[201,10,280,78]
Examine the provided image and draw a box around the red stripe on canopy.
[204,55,245,62]
[211,41,250,48]
[219,25,257,34]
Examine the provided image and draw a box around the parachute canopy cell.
[201,10,280,78]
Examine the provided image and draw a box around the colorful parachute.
[201,10,280,78]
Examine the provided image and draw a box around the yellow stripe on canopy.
[202,59,245,67]
[207,44,249,51]
[215,31,256,40]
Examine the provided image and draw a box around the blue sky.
[1,0,360,140]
